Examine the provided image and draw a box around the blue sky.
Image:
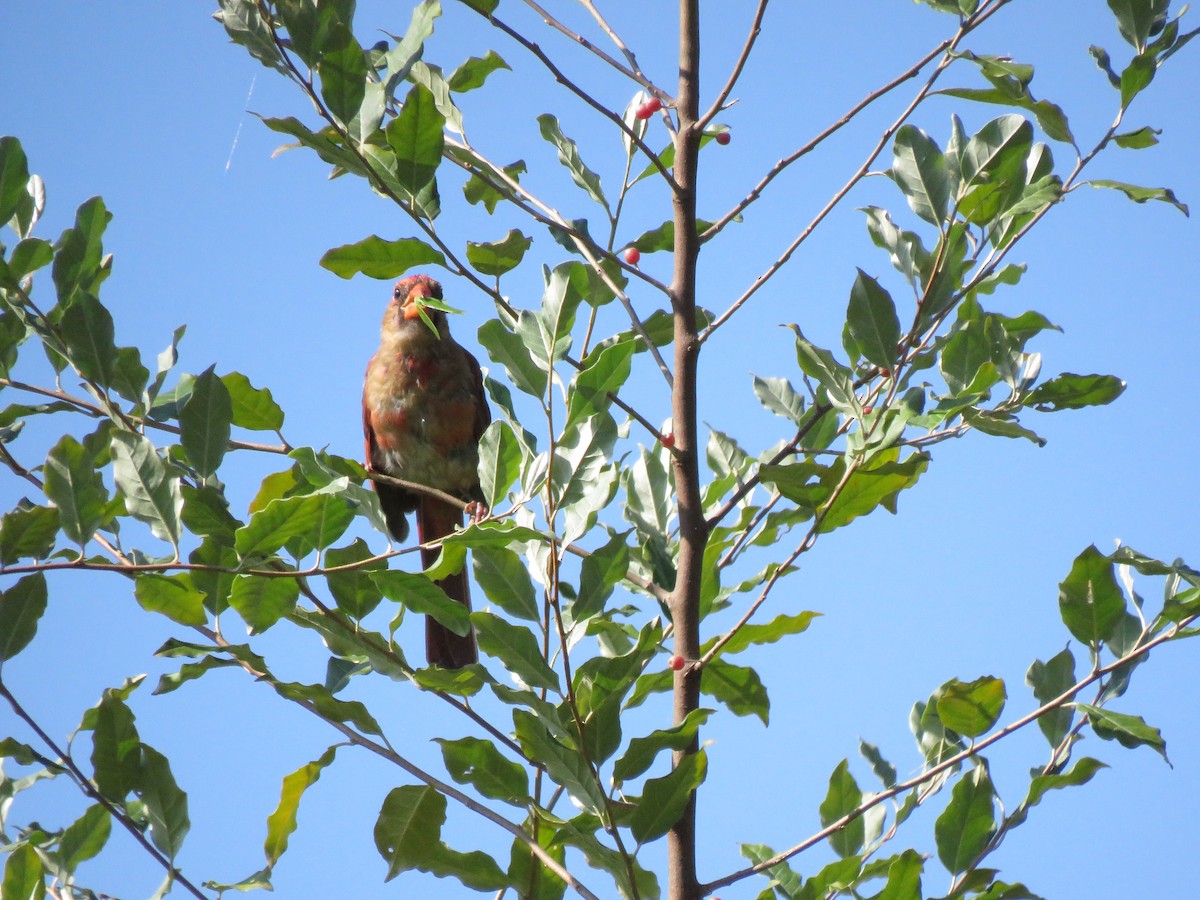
[3,2,1199,898]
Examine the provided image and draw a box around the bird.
[362,275,490,668]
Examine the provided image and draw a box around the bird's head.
[385,274,449,339]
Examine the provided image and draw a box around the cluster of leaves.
[733,544,1200,900]
[1,0,1197,898]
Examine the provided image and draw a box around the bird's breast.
[365,348,481,496]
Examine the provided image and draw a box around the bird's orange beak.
[402,282,432,319]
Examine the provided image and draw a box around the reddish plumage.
[363,275,490,668]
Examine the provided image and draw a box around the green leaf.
[467,229,532,276]
[374,786,510,889]
[110,431,183,547]
[1077,704,1169,762]
[52,196,112,304]
[152,653,239,695]
[536,114,609,212]
[58,804,112,872]
[1023,756,1107,811]
[877,849,924,900]
[752,375,806,425]
[705,611,820,657]
[847,269,901,369]
[436,736,529,804]
[221,371,285,431]
[374,569,472,635]
[408,60,464,137]
[90,692,141,799]
[477,420,522,508]
[1058,544,1126,645]
[0,504,59,564]
[139,745,190,858]
[1107,0,1169,51]
[629,749,707,843]
[819,759,865,857]
[1026,647,1076,747]
[891,125,950,224]
[473,611,559,690]
[960,115,1033,190]
[3,238,54,284]
[820,452,929,533]
[317,28,367,127]
[701,660,769,724]
[478,319,546,398]
[457,0,499,13]
[214,0,284,72]
[0,136,30,226]
[575,530,630,623]
[374,785,444,881]
[786,326,858,414]
[58,293,127,398]
[448,50,510,92]
[272,680,383,736]
[513,710,606,813]
[613,708,713,785]
[567,339,636,430]
[1024,372,1125,410]
[320,235,446,279]
[1113,125,1161,148]
[133,573,207,626]
[462,159,526,214]
[2,844,45,900]
[229,573,300,634]
[386,83,445,218]
[0,573,48,661]
[180,366,233,478]
[43,435,108,547]
[1085,179,1189,215]
[936,676,1006,738]
[472,546,538,621]
[235,493,353,559]
[264,746,339,867]
[934,764,996,874]
[325,538,385,619]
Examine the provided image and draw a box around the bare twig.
[521,0,657,95]
[578,0,652,84]
[697,0,769,130]
[0,377,291,455]
[466,5,679,188]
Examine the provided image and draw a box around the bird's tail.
[416,495,478,668]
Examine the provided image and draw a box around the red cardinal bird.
[363,275,490,668]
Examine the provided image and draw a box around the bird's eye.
[393,287,402,299]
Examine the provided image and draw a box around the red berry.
[624,247,641,265]
[715,131,731,145]
[661,432,675,448]
[635,97,663,119]
[862,405,874,415]
[880,368,892,378]
[668,655,686,671]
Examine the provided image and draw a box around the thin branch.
[697,0,769,130]
[700,45,963,342]
[521,0,657,96]
[700,612,1197,893]
[0,377,292,455]
[443,136,676,386]
[0,680,209,900]
[694,456,861,673]
[467,6,679,189]
[577,0,651,83]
